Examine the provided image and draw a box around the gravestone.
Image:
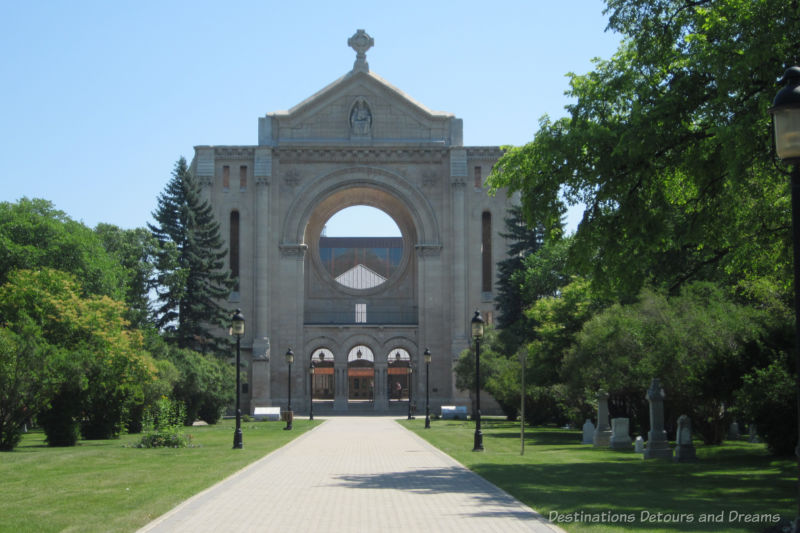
[727,421,740,441]
[610,417,632,450]
[593,390,612,447]
[643,378,673,460]
[748,423,760,443]
[581,419,595,444]
[674,414,697,462]
[634,435,644,453]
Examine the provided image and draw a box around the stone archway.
[347,345,374,403]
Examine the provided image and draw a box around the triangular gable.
[335,264,387,290]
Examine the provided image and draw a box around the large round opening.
[319,205,403,290]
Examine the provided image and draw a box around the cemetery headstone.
[643,378,673,460]
[610,417,632,450]
[674,414,697,462]
[634,435,644,453]
[593,389,612,447]
[582,419,595,444]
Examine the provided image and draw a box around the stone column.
[250,338,271,412]
[593,390,612,447]
[450,148,468,354]
[374,363,388,410]
[644,378,673,460]
[334,363,347,411]
[250,160,271,412]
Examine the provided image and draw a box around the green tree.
[0,269,156,445]
[148,158,235,354]
[95,224,158,330]
[0,198,124,298]
[488,0,799,300]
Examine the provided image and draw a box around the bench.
[253,407,281,421]
[441,405,468,420]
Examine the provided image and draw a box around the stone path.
[138,417,563,533]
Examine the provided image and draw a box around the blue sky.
[1,1,620,234]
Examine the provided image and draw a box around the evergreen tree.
[494,204,546,331]
[148,158,234,354]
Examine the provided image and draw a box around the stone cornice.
[214,147,255,160]
[275,147,449,164]
[466,146,505,160]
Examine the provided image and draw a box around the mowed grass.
[400,419,795,532]
[0,419,320,533]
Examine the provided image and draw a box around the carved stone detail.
[348,29,374,73]
[214,147,254,160]
[279,243,308,257]
[276,147,447,164]
[415,243,443,257]
[283,169,301,188]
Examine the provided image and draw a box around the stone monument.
[643,378,673,460]
[634,435,644,453]
[593,390,612,447]
[674,414,697,462]
[728,421,740,440]
[610,417,632,450]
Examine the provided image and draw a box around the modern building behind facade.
[190,30,513,414]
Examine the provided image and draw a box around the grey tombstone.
[728,421,740,441]
[748,423,761,443]
[582,419,595,444]
[674,414,697,462]
[593,390,613,447]
[610,417,633,450]
[634,435,644,453]
[643,378,673,460]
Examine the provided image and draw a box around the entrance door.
[311,349,334,400]
[388,349,411,401]
[347,346,374,402]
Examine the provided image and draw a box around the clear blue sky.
[1,1,620,234]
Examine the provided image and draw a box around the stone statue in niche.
[350,99,372,136]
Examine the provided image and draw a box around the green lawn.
[400,419,795,532]
[0,419,320,533]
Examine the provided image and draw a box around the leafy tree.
[488,0,800,300]
[95,224,158,330]
[0,269,156,445]
[149,158,235,354]
[0,198,124,298]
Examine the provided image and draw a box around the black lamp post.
[471,310,485,451]
[424,347,432,429]
[309,358,316,421]
[407,362,415,420]
[285,348,294,430]
[230,309,245,449]
[770,65,800,523]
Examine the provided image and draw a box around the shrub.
[135,398,193,448]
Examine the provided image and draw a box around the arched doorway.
[388,348,411,401]
[347,345,374,402]
[310,348,334,402]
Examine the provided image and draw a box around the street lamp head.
[424,347,432,364]
[770,66,800,162]
[309,360,315,374]
[357,349,363,359]
[471,309,485,339]
[285,347,294,365]
[395,351,401,362]
[230,309,245,336]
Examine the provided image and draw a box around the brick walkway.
[137,417,564,533]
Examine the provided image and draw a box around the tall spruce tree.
[148,157,234,355]
[495,204,546,330]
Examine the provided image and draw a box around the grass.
[0,419,320,533]
[400,418,795,532]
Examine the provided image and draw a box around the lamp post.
[471,309,485,451]
[770,65,800,523]
[407,363,415,420]
[309,358,316,421]
[230,309,245,449]
[424,348,432,429]
[285,348,294,430]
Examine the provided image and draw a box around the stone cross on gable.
[348,29,374,73]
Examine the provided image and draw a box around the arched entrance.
[310,348,334,402]
[388,349,411,401]
[347,345,374,403]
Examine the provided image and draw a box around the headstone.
[643,378,673,460]
[727,421,740,440]
[674,414,697,462]
[593,390,613,447]
[748,423,760,443]
[582,419,595,444]
[634,435,644,453]
[610,417,632,450]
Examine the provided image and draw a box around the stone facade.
[190,31,513,414]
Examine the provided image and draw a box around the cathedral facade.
[190,31,513,415]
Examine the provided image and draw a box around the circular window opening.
[319,206,403,290]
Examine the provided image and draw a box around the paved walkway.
[138,417,564,533]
